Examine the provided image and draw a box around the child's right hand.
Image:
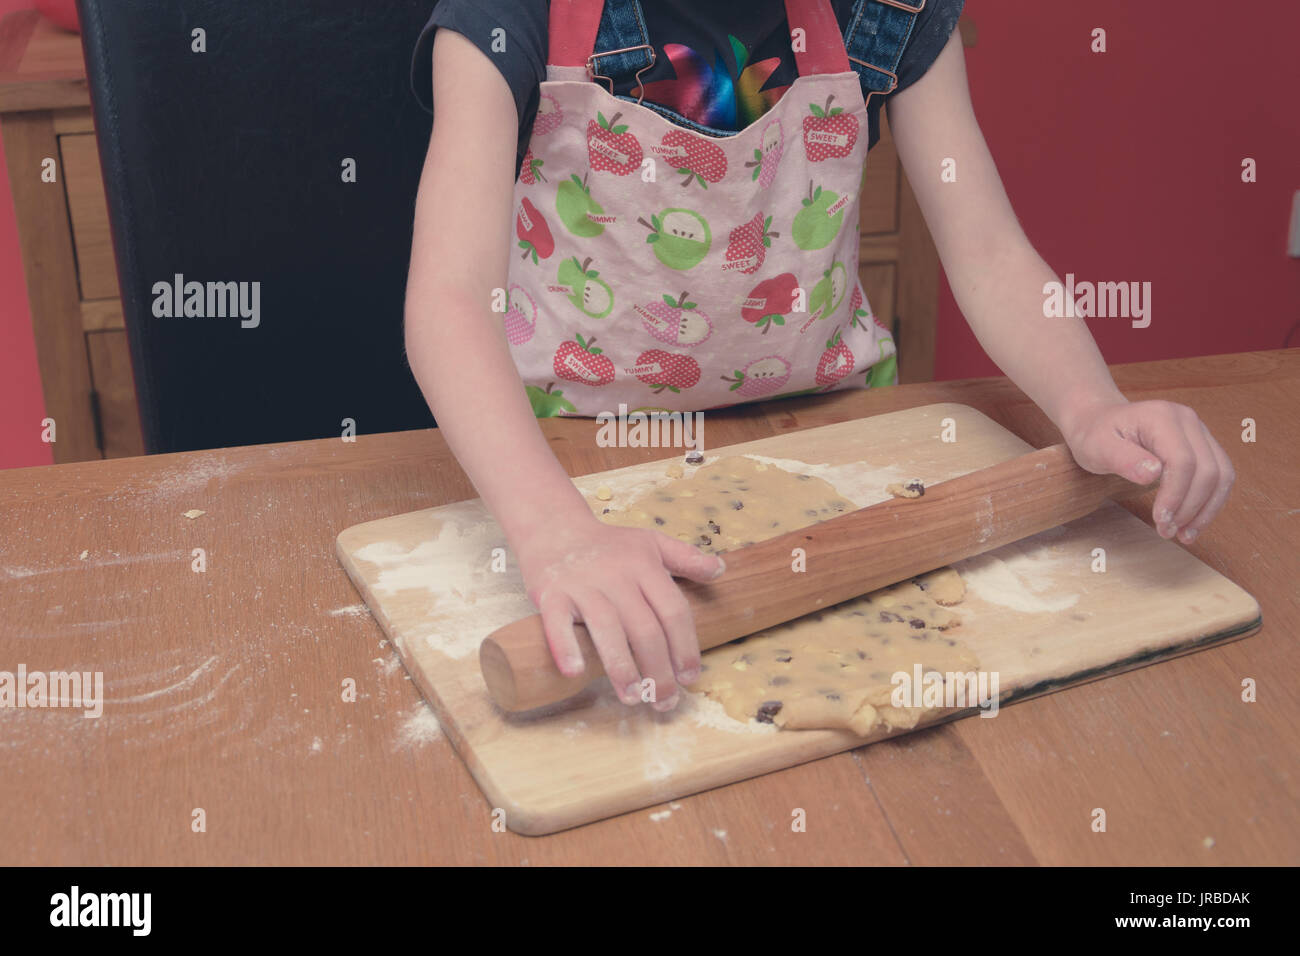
[515,514,726,712]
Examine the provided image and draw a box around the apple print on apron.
[509,0,899,417]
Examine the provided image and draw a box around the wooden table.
[2,349,1296,865]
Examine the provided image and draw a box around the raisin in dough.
[589,456,979,736]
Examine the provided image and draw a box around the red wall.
[937,0,1300,380]
[0,0,52,469]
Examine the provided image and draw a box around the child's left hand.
[1061,399,1235,544]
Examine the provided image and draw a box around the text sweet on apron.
[506,0,925,417]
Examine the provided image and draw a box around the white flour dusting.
[328,604,369,618]
[353,515,530,660]
[648,809,673,822]
[956,532,1080,613]
[2,550,190,581]
[641,716,695,782]
[417,600,532,660]
[143,454,246,498]
[104,656,220,704]
[396,704,443,747]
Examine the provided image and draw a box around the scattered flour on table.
[649,809,673,822]
[396,705,443,747]
[103,655,221,704]
[328,604,369,618]
[955,531,1080,613]
[3,550,190,581]
[144,453,247,498]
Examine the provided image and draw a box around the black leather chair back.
[77,0,436,453]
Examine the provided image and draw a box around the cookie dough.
[590,456,979,736]
[695,571,976,735]
[595,456,854,550]
[886,478,925,499]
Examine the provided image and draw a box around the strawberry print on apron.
[507,0,898,417]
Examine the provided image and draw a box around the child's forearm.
[944,239,1127,439]
[404,281,594,551]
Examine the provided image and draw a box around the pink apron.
[506,0,898,416]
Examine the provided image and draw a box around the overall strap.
[548,0,851,78]
[843,0,926,99]
[590,0,655,89]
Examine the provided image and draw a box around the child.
[403,0,1235,713]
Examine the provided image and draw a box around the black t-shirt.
[410,0,963,173]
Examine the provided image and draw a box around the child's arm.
[404,30,722,709]
[888,34,1234,544]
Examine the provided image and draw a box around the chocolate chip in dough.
[730,500,744,510]
[756,701,783,723]
[686,450,704,464]
[707,520,721,534]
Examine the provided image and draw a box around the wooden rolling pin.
[480,443,1145,712]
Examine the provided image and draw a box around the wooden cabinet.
[857,109,940,385]
[0,10,141,462]
[856,11,978,384]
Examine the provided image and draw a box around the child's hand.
[1061,399,1235,544]
[516,515,726,711]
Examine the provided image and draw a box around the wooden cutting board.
[335,404,1260,835]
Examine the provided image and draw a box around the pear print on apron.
[507,0,898,417]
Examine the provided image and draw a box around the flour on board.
[955,531,1080,613]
